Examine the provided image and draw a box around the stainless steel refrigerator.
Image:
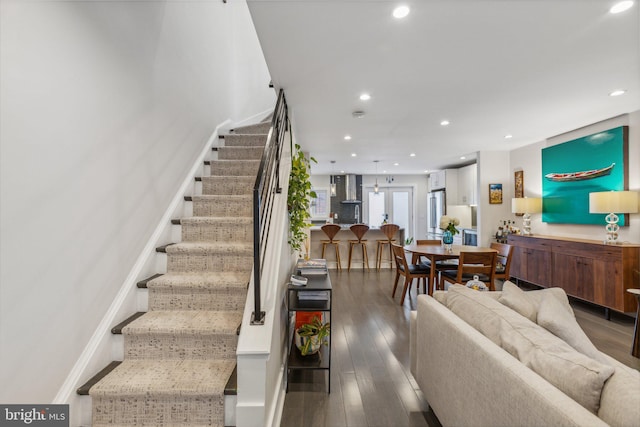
[427,190,446,239]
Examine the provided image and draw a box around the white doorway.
[365,186,413,238]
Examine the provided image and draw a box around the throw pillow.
[537,293,610,365]
[499,280,537,322]
[446,284,614,413]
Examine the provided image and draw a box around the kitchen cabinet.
[508,234,640,313]
[457,163,477,205]
[429,170,446,190]
[429,169,458,201]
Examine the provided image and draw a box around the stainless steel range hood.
[341,174,361,204]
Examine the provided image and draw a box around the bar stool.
[348,224,370,271]
[376,223,400,270]
[320,224,342,271]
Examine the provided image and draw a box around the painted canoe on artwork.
[544,163,615,182]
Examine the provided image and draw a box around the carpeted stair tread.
[209,159,260,176]
[181,217,253,242]
[222,134,267,147]
[201,176,255,195]
[231,122,270,134]
[90,359,235,397]
[217,146,264,160]
[191,195,252,217]
[166,241,252,255]
[148,272,249,290]
[123,311,242,336]
[179,217,252,225]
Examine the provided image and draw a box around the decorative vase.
[442,230,453,252]
[294,329,321,356]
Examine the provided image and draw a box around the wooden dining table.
[403,244,498,295]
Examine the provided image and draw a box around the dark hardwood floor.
[280,269,639,427]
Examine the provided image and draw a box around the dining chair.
[376,223,400,270]
[391,243,430,305]
[439,251,498,291]
[490,242,514,287]
[320,224,342,271]
[348,224,370,271]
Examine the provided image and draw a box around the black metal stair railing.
[251,89,287,325]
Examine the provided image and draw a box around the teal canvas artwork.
[542,126,628,225]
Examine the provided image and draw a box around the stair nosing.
[155,243,175,253]
[76,361,122,395]
[137,273,163,288]
[111,312,146,334]
[224,365,237,396]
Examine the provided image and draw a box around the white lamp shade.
[512,197,542,214]
[589,191,639,214]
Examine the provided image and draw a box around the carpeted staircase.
[89,121,270,426]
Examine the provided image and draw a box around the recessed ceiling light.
[609,89,626,96]
[359,93,371,101]
[344,135,352,140]
[352,110,366,118]
[383,170,387,173]
[393,5,410,19]
[440,120,450,126]
[505,134,513,139]
[610,1,634,14]
[424,170,429,173]
[340,170,345,173]
[393,162,399,166]
[351,153,357,157]
[410,153,416,157]
[460,156,466,160]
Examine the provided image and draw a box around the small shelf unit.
[286,267,332,393]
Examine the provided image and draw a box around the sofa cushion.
[498,281,574,322]
[446,285,615,413]
[598,362,640,427]
[537,293,611,365]
[499,280,537,321]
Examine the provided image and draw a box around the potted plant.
[288,143,316,256]
[294,315,330,356]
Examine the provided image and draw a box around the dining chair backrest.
[490,242,514,280]
[455,251,497,285]
[391,243,408,271]
[321,224,341,241]
[380,223,400,241]
[415,239,441,245]
[412,239,442,264]
[350,224,369,242]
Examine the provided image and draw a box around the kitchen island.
[309,225,405,269]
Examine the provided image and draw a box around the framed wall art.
[514,170,524,216]
[489,183,503,204]
[541,126,628,225]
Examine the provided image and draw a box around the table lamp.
[589,190,638,244]
[512,197,542,235]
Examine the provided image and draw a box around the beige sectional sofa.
[410,282,640,427]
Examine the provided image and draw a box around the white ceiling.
[247,0,640,175]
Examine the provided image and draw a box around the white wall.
[477,151,512,246]
[509,112,640,243]
[0,0,274,404]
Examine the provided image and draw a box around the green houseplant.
[288,143,316,255]
[294,315,330,356]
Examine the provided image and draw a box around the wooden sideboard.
[507,234,640,313]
